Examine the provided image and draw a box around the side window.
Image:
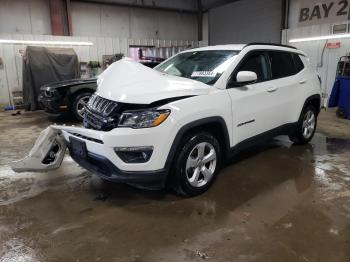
[268,51,296,79]
[292,53,305,74]
[236,53,270,83]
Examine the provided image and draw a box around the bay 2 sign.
[299,0,349,24]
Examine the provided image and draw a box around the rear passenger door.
[267,51,305,125]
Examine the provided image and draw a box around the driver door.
[227,51,281,145]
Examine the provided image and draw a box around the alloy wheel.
[185,142,217,188]
[302,110,316,139]
[76,96,91,118]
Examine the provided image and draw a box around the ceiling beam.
[202,0,241,12]
[71,0,198,14]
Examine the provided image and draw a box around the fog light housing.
[114,146,153,163]
[42,142,60,165]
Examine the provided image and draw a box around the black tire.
[170,132,222,197]
[72,92,92,121]
[289,105,317,145]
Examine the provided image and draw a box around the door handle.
[299,79,307,84]
[267,86,278,93]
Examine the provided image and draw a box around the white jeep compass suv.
[12,43,321,196]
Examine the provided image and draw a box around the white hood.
[95,58,211,104]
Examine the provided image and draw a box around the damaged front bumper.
[10,125,170,189]
[11,127,67,172]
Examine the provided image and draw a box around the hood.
[96,58,211,104]
[41,78,97,90]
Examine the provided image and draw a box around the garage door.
[209,0,283,44]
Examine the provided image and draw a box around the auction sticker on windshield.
[191,71,217,77]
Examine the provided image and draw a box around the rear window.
[268,51,296,79]
[292,53,305,73]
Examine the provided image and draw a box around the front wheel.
[72,92,92,122]
[170,132,222,196]
[289,105,317,145]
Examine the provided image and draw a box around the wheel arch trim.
[302,94,321,114]
[70,88,95,99]
[164,116,231,172]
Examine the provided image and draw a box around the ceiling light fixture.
[0,39,93,46]
[289,33,350,43]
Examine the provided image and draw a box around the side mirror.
[229,71,257,87]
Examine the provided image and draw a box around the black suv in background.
[39,78,97,121]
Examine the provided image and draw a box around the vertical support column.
[281,0,289,44]
[66,0,73,36]
[49,0,71,36]
[197,0,203,41]
[282,0,289,30]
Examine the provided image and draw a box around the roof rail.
[245,43,297,50]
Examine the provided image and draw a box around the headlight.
[44,88,59,98]
[118,109,170,129]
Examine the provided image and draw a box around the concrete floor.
[0,109,350,262]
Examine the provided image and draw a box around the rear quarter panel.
[292,56,321,122]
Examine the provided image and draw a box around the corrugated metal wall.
[282,22,350,105]
[0,0,198,39]
[0,0,51,35]
[0,34,198,105]
[208,0,283,44]
[70,2,198,40]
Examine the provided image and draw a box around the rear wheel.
[72,92,92,121]
[289,105,317,145]
[170,132,222,196]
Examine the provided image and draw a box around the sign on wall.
[298,0,349,26]
[326,42,341,48]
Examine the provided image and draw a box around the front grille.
[87,94,118,115]
[84,94,120,131]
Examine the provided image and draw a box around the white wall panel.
[71,3,102,37]
[100,5,130,38]
[129,8,158,39]
[0,0,197,40]
[156,11,198,41]
[0,0,51,35]
[283,22,350,105]
[70,2,197,41]
[0,43,10,105]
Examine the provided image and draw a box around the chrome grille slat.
[84,95,119,131]
[87,94,118,116]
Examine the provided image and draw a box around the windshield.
[154,50,239,85]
